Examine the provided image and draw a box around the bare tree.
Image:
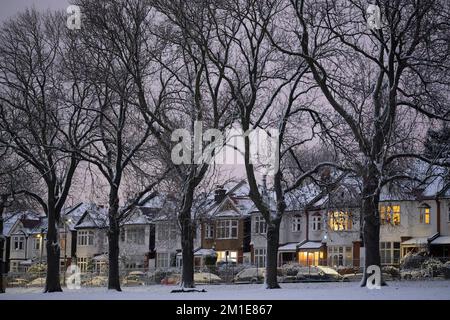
[265,0,450,286]
[67,0,170,291]
[0,10,89,292]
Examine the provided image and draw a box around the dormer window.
[418,203,431,224]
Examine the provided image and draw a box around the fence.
[4,256,450,288]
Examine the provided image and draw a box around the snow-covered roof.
[430,236,450,245]
[401,237,429,246]
[298,241,323,250]
[74,205,108,229]
[194,248,216,256]
[62,203,92,231]
[278,243,299,252]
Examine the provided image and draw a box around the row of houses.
[2,174,450,274]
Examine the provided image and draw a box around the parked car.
[122,272,146,286]
[160,274,181,285]
[7,278,29,287]
[194,272,222,284]
[233,267,284,284]
[27,277,46,287]
[296,266,343,282]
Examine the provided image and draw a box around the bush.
[422,258,445,277]
[382,266,400,279]
[400,252,427,270]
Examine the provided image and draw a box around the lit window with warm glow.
[379,205,401,226]
[328,211,353,231]
[419,204,431,224]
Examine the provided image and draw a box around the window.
[77,230,94,246]
[328,211,353,231]
[216,250,237,263]
[254,216,267,234]
[157,223,177,241]
[328,246,352,267]
[216,220,238,239]
[447,203,450,222]
[254,248,266,267]
[292,216,302,232]
[156,252,170,268]
[127,227,145,244]
[380,205,401,226]
[205,224,214,239]
[77,257,89,272]
[13,236,25,251]
[380,242,400,265]
[33,237,41,250]
[311,215,322,231]
[419,204,431,224]
[120,228,125,242]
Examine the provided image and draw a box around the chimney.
[214,185,226,203]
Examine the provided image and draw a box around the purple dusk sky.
[0,0,69,21]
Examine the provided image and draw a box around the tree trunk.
[180,213,195,288]
[360,165,384,287]
[0,201,5,293]
[108,189,122,291]
[265,219,281,289]
[44,207,62,292]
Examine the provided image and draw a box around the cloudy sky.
[0,0,68,21]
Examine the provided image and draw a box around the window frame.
[254,216,267,234]
[292,216,302,233]
[77,230,94,246]
[205,223,214,239]
[311,215,322,231]
[216,219,239,239]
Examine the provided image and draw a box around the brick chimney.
[214,185,226,203]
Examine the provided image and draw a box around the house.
[73,204,109,273]
[7,211,46,272]
[199,181,254,265]
[377,168,450,265]
[250,176,363,268]
[119,204,157,270]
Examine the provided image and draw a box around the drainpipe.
[436,198,441,235]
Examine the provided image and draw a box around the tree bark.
[180,214,195,288]
[265,219,281,289]
[0,199,5,293]
[108,188,122,291]
[44,206,62,293]
[360,164,384,287]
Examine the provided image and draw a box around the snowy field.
[1,281,450,300]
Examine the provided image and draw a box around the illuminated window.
[217,250,237,263]
[254,216,267,234]
[292,216,302,232]
[328,211,353,231]
[419,204,431,224]
[379,205,401,226]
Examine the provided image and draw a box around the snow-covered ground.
[1,281,450,300]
